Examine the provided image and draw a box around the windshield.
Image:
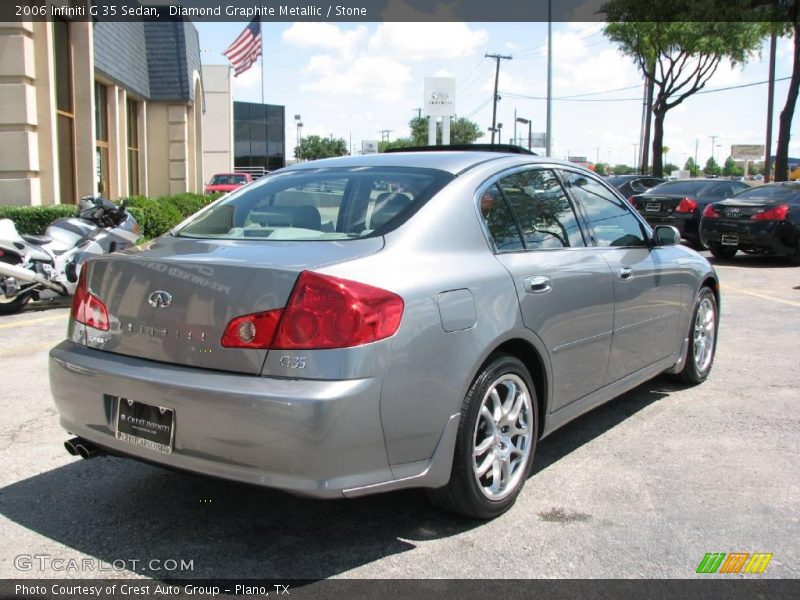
[210,174,248,185]
[178,166,453,241]
[733,184,800,201]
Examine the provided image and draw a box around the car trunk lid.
[631,193,692,217]
[83,235,384,375]
[714,199,780,221]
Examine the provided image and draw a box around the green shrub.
[0,193,221,240]
[0,205,76,235]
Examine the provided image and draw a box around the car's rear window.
[648,180,699,195]
[732,184,800,201]
[210,174,248,185]
[178,167,453,241]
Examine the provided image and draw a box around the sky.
[194,20,799,167]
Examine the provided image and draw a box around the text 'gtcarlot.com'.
[14,554,194,573]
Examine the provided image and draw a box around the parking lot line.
[0,339,61,357]
[0,314,68,330]
[724,286,800,308]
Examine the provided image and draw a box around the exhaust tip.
[64,438,80,456]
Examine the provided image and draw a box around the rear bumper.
[700,220,796,254]
[49,341,454,498]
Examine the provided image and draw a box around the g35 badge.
[279,356,307,369]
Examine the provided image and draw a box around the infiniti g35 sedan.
[50,151,720,519]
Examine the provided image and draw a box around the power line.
[500,75,792,103]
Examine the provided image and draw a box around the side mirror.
[653,225,680,246]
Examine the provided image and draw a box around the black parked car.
[607,175,665,199]
[629,179,749,248]
[700,182,800,263]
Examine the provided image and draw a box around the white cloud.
[368,23,488,61]
[231,65,260,94]
[300,54,412,100]
[281,23,367,57]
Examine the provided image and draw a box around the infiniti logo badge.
[148,291,173,308]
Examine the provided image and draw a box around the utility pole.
[710,135,718,163]
[485,52,512,144]
[694,138,699,172]
[765,32,776,183]
[596,147,600,164]
[378,129,393,142]
[546,0,552,156]
[633,144,638,170]
[413,107,422,119]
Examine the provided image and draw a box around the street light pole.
[486,53,512,144]
[546,0,552,156]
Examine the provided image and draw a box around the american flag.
[223,18,262,77]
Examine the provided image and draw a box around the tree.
[603,2,767,177]
[722,156,745,177]
[770,3,800,181]
[382,116,483,151]
[612,164,636,175]
[594,162,611,175]
[704,157,722,177]
[295,135,348,161]
[664,162,679,175]
[684,157,700,177]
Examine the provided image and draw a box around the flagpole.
[260,18,264,105]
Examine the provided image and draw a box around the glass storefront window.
[54,18,76,204]
[127,98,139,196]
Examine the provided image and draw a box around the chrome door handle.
[617,266,633,281]
[524,276,552,294]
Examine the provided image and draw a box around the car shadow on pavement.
[0,376,681,580]
[706,254,797,269]
[531,375,679,476]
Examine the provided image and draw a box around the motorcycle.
[0,196,140,315]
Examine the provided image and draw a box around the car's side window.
[478,184,524,252]
[562,171,648,248]
[497,169,586,249]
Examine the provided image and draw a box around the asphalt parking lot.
[0,252,798,580]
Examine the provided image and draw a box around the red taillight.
[220,272,405,351]
[71,268,109,331]
[221,309,283,349]
[675,197,698,213]
[751,204,790,221]
[702,204,720,218]
[273,272,404,350]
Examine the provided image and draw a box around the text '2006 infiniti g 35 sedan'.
[50,151,720,519]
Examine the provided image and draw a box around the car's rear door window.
[177,167,452,241]
[561,171,648,247]
[497,169,586,249]
[479,184,524,251]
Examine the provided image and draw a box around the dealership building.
[0,15,205,206]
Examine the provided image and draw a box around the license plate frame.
[115,397,175,455]
[645,202,661,212]
[720,234,739,246]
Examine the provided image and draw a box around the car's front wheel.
[708,243,737,260]
[428,353,538,519]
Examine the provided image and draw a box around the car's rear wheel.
[674,287,718,384]
[708,243,737,260]
[428,353,538,519]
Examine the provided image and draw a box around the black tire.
[708,243,737,260]
[0,255,31,315]
[788,243,800,265]
[0,294,29,315]
[674,287,718,385]
[427,353,539,519]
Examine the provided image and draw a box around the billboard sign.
[731,144,765,160]
[361,140,379,154]
[424,77,456,117]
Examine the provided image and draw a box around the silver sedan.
[50,151,719,519]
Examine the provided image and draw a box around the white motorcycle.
[0,196,140,315]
